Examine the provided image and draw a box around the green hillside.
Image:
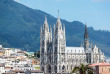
[0,0,110,56]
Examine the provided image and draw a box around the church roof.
[65,47,85,53]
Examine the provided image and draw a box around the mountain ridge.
[0,0,110,56]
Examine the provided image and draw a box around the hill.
[0,0,110,56]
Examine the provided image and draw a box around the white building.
[40,14,105,73]
[0,64,5,73]
[4,48,11,56]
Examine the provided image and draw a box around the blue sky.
[14,0,110,31]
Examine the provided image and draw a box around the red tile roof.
[89,62,110,67]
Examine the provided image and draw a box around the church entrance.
[62,65,65,72]
[48,65,51,73]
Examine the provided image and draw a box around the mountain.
[0,0,110,56]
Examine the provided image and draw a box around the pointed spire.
[63,24,65,32]
[44,15,47,24]
[57,10,61,22]
[56,10,62,30]
[50,25,52,42]
[43,15,49,32]
[84,24,89,51]
[84,24,89,38]
[53,24,55,33]
[63,23,65,39]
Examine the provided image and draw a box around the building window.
[109,68,110,72]
[71,65,72,70]
[102,68,103,72]
[67,65,68,70]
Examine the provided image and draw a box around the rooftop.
[89,62,110,67]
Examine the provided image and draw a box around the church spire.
[44,15,48,24]
[84,24,89,38]
[84,24,89,52]
[50,25,52,42]
[43,16,49,32]
[56,10,62,30]
[63,23,65,40]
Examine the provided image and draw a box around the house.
[0,64,5,73]
[26,52,34,57]
[4,48,11,56]
[89,62,110,74]
[17,51,26,56]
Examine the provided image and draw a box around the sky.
[14,0,110,31]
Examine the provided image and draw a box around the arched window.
[41,66,44,71]
[62,65,65,72]
[55,66,57,73]
[48,65,51,73]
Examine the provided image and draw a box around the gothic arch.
[62,65,65,72]
[54,65,57,73]
[41,66,44,71]
[47,65,51,73]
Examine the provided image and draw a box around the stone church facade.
[40,15,105,73]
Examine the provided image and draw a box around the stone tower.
[53,12,66,73]
[84,25,91,64]
[84,25,89,52]
[40,16,52,73]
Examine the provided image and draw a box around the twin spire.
[43,10,62,32]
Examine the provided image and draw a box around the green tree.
[71,64,94,74]
[34,50,40,58]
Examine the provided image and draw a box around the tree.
[34,50,40,58]
[71,64,94,74]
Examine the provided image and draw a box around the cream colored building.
[4,48,11,56]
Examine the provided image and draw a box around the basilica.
[40,14,105,73]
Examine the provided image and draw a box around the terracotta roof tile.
[89,62,110,67]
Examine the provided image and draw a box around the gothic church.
[40,14,104,73]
